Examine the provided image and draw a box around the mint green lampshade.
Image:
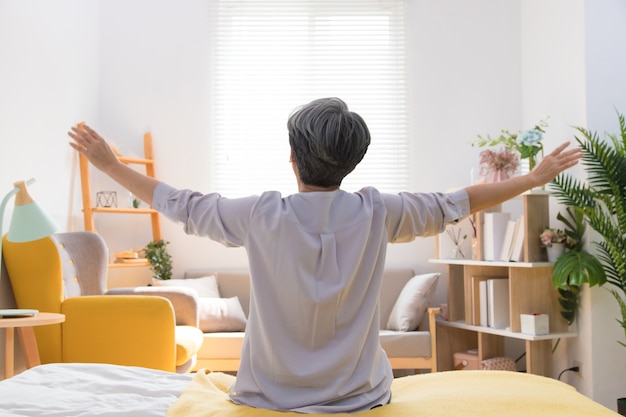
[2,179,59,243]
[7,199,59,242]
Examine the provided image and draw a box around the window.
[212,0,408,196]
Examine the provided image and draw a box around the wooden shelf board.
[429,258,553,268]
[89,207,157,214]
[437,320,577,341]
[109,262,151,268]
[119,156,153,165]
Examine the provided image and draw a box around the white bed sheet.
[0,363,193,417]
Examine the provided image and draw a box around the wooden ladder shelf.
[78,132,162,268]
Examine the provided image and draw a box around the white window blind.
[212,0,409,197]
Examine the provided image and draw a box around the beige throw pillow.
[386,272,440,331]
[199,296,247,332]
[152,276,220,298]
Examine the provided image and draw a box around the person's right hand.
[68,123,120,175]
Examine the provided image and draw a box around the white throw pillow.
[152,276,220,298]
[199,296,247,332]
[386,272,440,331]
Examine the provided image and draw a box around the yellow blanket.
[167,369,619,416]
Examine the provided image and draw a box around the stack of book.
[469,276,510,329]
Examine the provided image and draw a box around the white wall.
[1,0,624,409]
[520,0,590,395]
[583,0,626,408]
[0,0,99,378]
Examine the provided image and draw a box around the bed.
[0,363,619,417]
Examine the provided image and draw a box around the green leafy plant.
[550,111,626,347]
[551,207,606,324]
[144,239,173,280]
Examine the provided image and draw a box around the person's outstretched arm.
[68,123,160,206]
[465,142,582,213]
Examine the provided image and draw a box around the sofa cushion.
[199,297,247,332]
[199,332,245,359]
[153,276,220,298]
[386,272,440,331]
[379,329,432,357]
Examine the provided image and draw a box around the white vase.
[547,243,565,262]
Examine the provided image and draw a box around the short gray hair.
[287,98,370,187]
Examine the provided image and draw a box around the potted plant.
[144,239,173,281]
[550,207,606,325]
[550,111,626,346]
[539,227,567,262]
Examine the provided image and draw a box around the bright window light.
[212,0,408,197]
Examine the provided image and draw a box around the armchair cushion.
[386,272,440,331]
[175,326,205,369]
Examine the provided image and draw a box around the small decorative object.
[144,239,173,281]
[96,191,117,208]
[439,303,449,321]
[540,227,567,262]
[520,313,549,335]
[453,350,479,370]
[472,118,548,172]
[128,192,141,208]
[446,226,467,259]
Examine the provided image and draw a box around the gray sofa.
[181,268,439,373]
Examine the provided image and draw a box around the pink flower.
[479,148,520,177]
[539,228,566,247]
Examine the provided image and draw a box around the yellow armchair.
[2,232,179,372]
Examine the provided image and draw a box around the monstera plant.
[551,206,605,325]
[550,111,626,348]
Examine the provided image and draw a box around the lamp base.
[0,309,38,318]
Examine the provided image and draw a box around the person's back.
[229,187,393,412]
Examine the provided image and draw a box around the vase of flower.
[472,118,548,176]
[540,227,567,262]
[478,149,519,183]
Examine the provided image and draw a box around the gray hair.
[287,98,370,187]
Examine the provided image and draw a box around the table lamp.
[0,179,59,317]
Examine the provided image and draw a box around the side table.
[0,312,65,379]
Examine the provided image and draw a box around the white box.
[520,314,549,335]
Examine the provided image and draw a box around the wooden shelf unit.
[78,132,162,267]
[430,192,576,377]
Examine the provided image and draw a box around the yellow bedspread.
[167,369,619,417]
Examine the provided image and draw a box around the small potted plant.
[144,239,173,281]
[539,227,567,262]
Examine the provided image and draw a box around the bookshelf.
[430,192,577,377]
